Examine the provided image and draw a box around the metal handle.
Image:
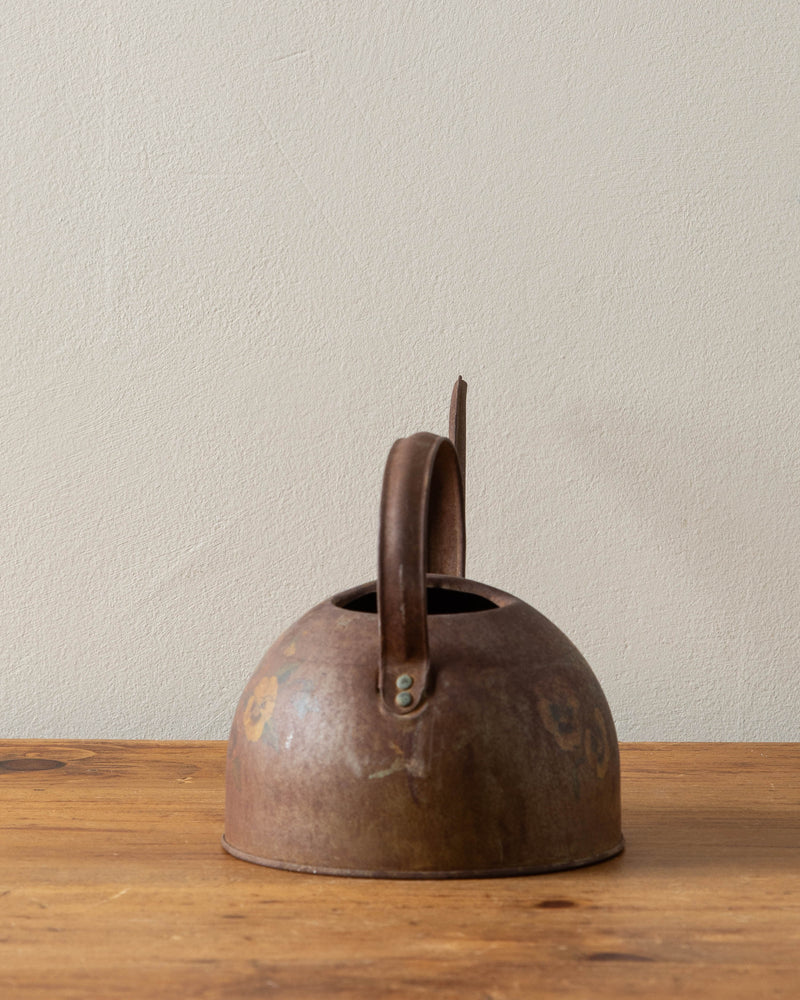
[377,432,465,715]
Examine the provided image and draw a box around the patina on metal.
[223,378,623,877]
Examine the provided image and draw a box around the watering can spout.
[448,375,467,484]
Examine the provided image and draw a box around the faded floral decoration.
[243,675,279,742]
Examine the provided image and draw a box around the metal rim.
[221,835,625,880]
[330,574,518,614]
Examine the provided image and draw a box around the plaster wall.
[2,2,798,739]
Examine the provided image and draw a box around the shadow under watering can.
[224,378,623,877]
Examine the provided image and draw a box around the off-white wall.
[2,2,798,740]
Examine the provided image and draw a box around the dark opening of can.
[339,587,498,615]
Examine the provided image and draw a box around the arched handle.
[378,432,465,715]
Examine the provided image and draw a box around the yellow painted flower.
[243,675,279,742]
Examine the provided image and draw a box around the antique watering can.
[223,379,623,877]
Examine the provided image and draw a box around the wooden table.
[1,742,798,998]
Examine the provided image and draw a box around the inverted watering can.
[223,379,623,877]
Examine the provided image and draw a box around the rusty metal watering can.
[223,379,623,877]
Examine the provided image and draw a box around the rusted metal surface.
[224,379,622,877]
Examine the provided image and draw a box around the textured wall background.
[2,2,798,739]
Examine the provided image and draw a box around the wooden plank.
[1,741,798,998]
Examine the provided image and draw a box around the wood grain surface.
[1,741,798,998]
